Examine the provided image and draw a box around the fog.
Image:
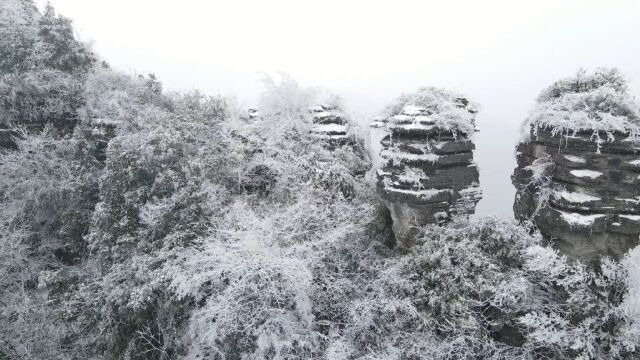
[36,0,640,216]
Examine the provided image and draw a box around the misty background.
[35,0,640,217]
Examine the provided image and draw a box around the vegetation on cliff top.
[525,68,640,143]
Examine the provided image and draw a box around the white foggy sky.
[35,0,640,216]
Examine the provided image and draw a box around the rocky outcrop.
[513,127,640,262]
[374,94,482,246]
[513,68,640,263]
[309,104,349,145]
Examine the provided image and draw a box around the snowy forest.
[1,1,639,360]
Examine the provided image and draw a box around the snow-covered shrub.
[0,128,100,359]
[618,247,640,353]
[517,247,634,359]
[523,154,555,218]
[0,68,84,125]
[381,87,479,136]
[0,0,39,74]
[164,75,376,359]
[0,2,95,126]
[31,4,96,74]
[0,127,99,263]
[328,218,640,360]
[75,80,236,357]
[524,68,640,145]
[234,75,370,200]
[78,67,168,127]
[330,218,537,359]
[258,73,316,121]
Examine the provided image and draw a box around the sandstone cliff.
[309,103,349,146]
[374,88,482,246]
[512,68,640,262]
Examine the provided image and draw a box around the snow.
[615,197,640,204]
[394,124,435,130]
[91,118,123,126]
[380,87,478,136]
[522,69,640,147]
[460,186,482,195]
[433,211,448,220]
[380,150,439,162]
[414,115,434,124]
[405,142,431,152]
[628,159,640,166]
[559,211,605,226]
[570,169,602,179]
[401,105,426,115]
[311,134,348,140]
[385,187,451,200]
[397,175,427,183]
[620,214,640,221]
[312,111,332,118]
[555,191,600,203]
[563,155,586,163]
[391,114,413,123]
[311,123,347,133]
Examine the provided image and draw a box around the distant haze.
[36,0,640,216]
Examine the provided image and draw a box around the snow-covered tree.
[0,1,96,126]
[524,68,640,143]
[0,128,100,359]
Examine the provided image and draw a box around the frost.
[390,114,413,122]
[555,190,600,203]
[570,169,602,179]
[620,215,640,221]
[558,211,605,226]
[310,123,347,133]
[384,187,451,200]
[378,87,479,137]
[401,105,426,115]
[616,197,640,204]
[563,155,586,163]
[2,5,640,360]
[380,149,440,162]
[523,68,640,146]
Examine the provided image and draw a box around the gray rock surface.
[513,127,640,262]
[309,104,349,146]
[375,101,482,246]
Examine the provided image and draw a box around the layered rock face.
[374,96,482,246]
[309,104,349,145]
[513,127,640,262]
[513,68,640,262]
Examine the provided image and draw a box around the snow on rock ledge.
[373,87,482,247]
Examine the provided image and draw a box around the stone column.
[309,104,349,147]
[513,127,640,262]
[375,96,482,247]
